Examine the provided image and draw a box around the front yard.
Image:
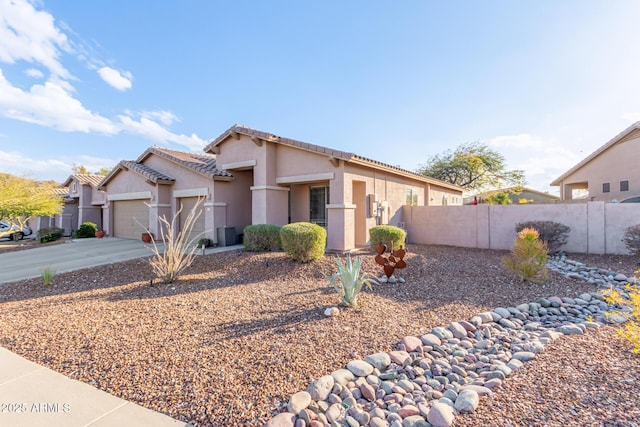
[0,245,638,426]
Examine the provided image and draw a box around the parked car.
[0,221,31,235]
[0,221,24,241]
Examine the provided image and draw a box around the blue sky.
[1,0,640,194]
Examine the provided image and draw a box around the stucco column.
[102,204,110,236]
[327,204,356,251]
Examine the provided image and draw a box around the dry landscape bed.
[0,245,638,427]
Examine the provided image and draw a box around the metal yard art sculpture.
[374,242,407,278]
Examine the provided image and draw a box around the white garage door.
[178,197,205,242]
[113,200,150,239]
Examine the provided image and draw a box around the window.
[602,183,610,193]
[621,180,630,192]
[309,186,329,227]
[405,189,418,206]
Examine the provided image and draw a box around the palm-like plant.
[328,254,378,307]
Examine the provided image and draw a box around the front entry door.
[310,186,329,227]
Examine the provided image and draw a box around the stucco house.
[28,187,73,236]
[203,125,463,251]
[98,147,250,243]
[61,174,106,232]
[551,122,640,202]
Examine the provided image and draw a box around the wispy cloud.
[0,149,118,181]
[119,114,207,151]
[489,133,584,193]
[25,68,44,78]
[140,110,179,126]
[97,66,132,91]
[0,69,117,133]
[0,0,71,79]
[0,0,205,152]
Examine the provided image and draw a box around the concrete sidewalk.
[0,237,243,284]
[0,347,190,427]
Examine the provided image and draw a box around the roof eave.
[550,121,640,186]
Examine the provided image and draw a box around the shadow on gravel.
[201,307,323,344]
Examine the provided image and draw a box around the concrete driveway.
[0,238,161,284]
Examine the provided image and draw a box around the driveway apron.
[0,238,160,284]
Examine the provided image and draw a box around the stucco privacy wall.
[402,202,640,254]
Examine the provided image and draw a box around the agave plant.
[328,254,378,307]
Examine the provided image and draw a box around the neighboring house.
[551,122,640,202]
[465,187,560,204]
[203,125,464,251]
[28,187,74,236]
[61,174,106,232]
[99,147,247,243]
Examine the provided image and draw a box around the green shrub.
[243,224,282,251]
[40,233,62,243]
[280,222,326,262]
[197,238,212,248]
[76,222,98,238]
[327,254,378,307]
[515,220,570,253]
[41,266,56,286]
[623,224,640,256]
[369,225,406,251]
[37,227,64,239]
[503,227,549,283]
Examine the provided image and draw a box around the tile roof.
[119,160,176,183]
[138,147,232,179]
[51,187,70,197]
[62,174,105,188]
[205,125,463,191]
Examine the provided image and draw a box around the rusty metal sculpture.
[374,242,407,278]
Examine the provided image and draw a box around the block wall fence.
[401,202,640,255]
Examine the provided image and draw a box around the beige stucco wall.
[558,131,640,202]
[403,202,640,254]
[214,170,253,240]
[212,133,463,251]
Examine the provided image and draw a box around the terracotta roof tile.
[141,147,232,179]
[120,160,175,183]
[204,125,462,190]
[51,187,70,196]
[74,174,105,187]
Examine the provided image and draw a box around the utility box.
[217,226,236,247]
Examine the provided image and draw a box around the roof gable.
[551,122,640,186]
[137,147,232,180]
[99,160,175,189]
[204,125,463,191]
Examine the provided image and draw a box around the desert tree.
[417,142,525,192]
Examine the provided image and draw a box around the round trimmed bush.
[280,222,326,262]
[76,221,98,238]
[369,225,406,251]
[243,224,282,251]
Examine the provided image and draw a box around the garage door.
[113,200,150,239]
[178,197,205,242]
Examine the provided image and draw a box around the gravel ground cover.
[0,236,67,253]
[0,245,638,426]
